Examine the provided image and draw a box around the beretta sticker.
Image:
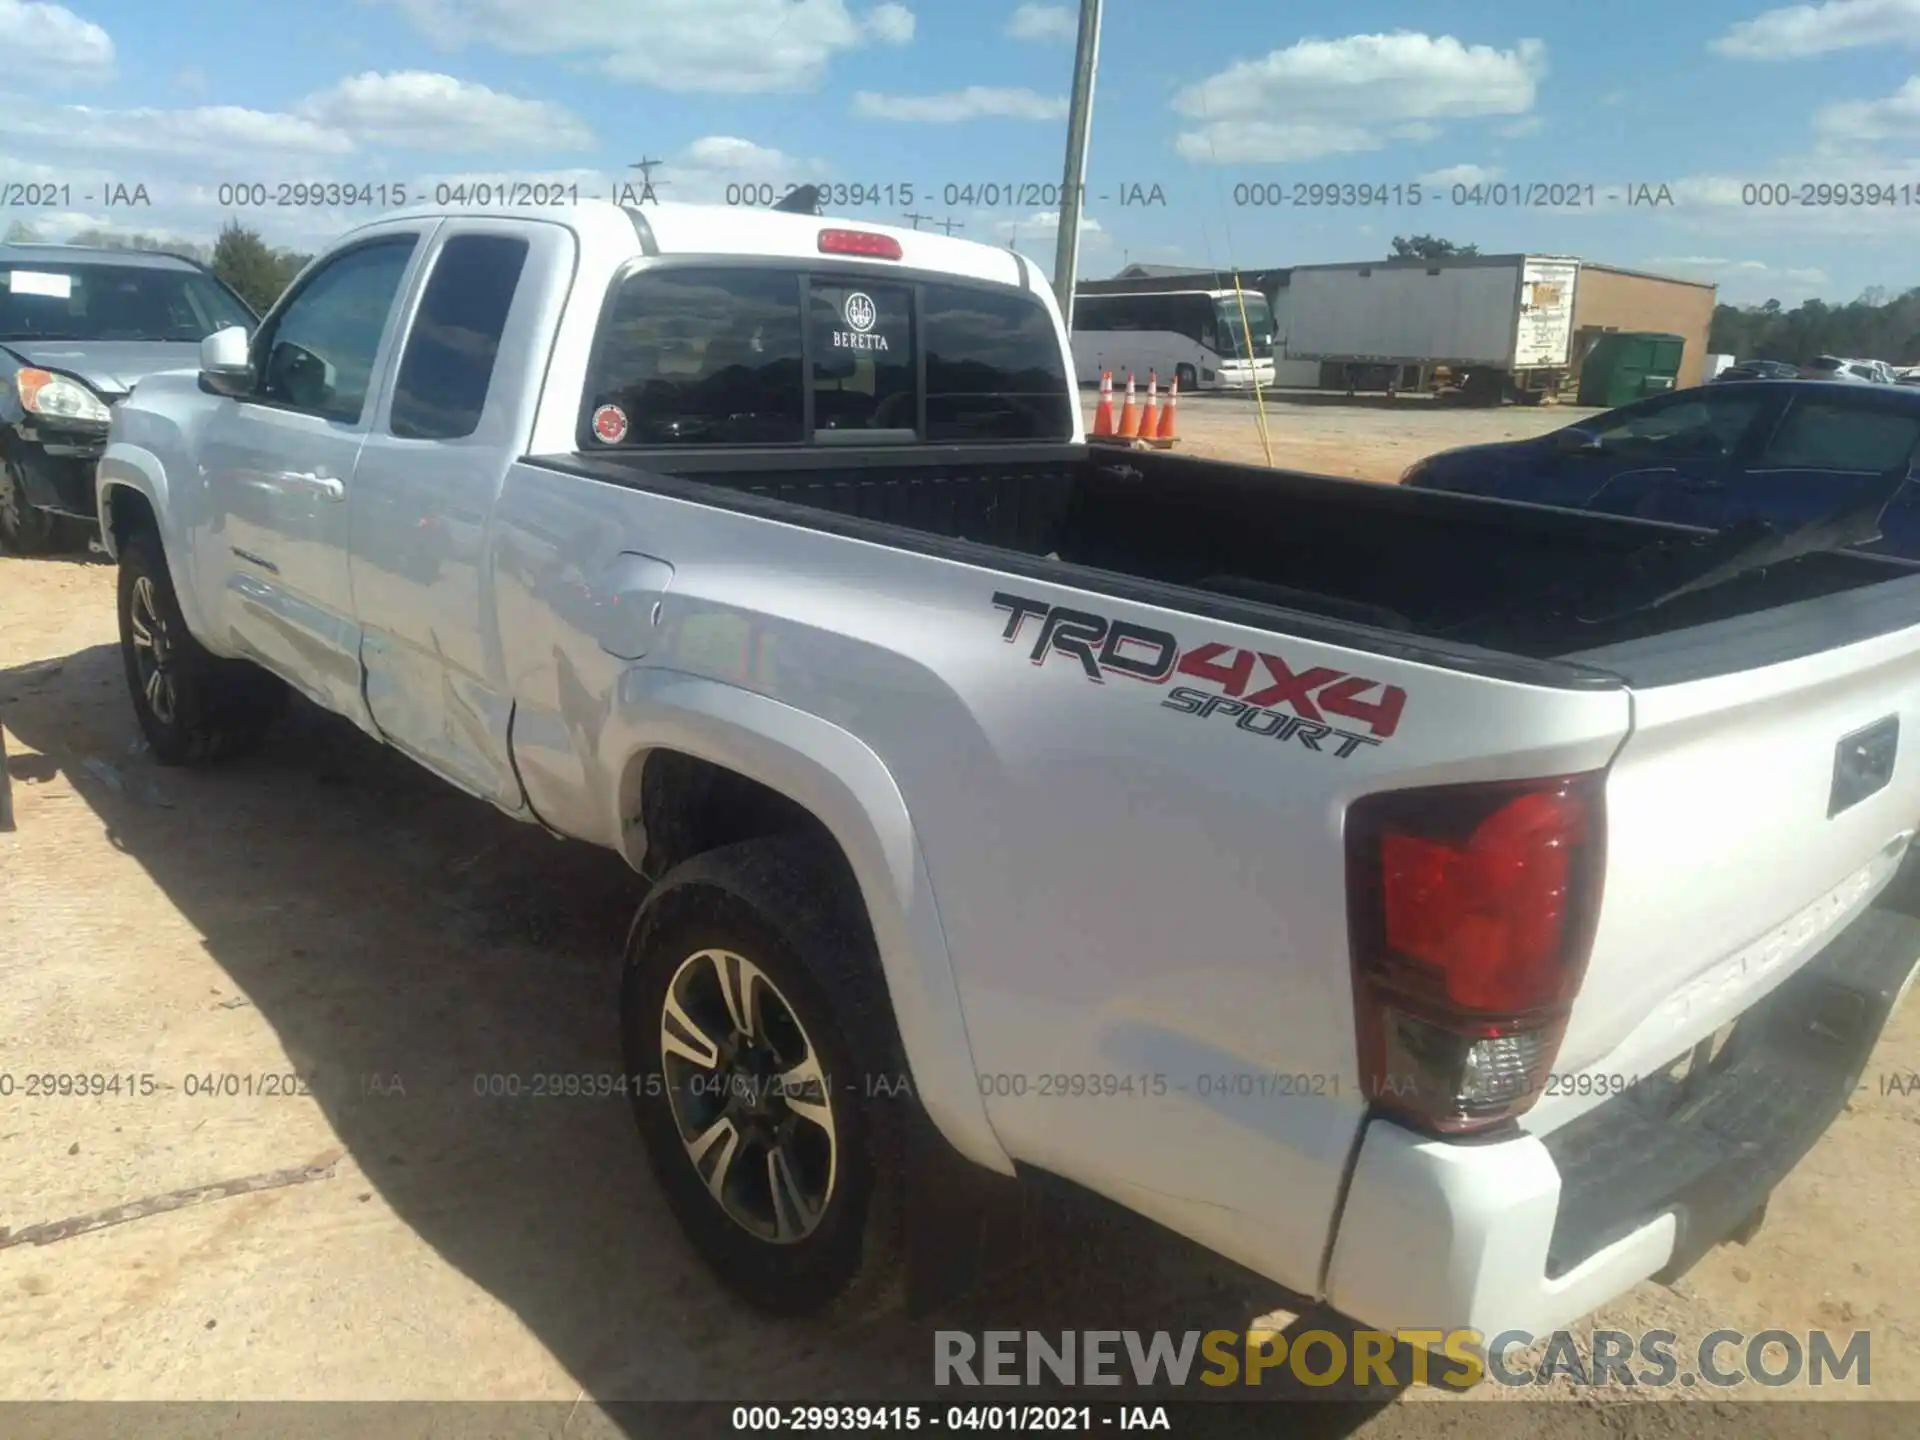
[831,291,888,352]
[592,404,629,443]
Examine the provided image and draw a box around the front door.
[201,230,429,725]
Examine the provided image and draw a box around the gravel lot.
[1,399,1916,1436]
[1086,388,1601,479]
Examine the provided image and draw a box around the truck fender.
[600,667,1015,1181]
[95,443,217,645]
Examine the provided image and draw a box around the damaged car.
[1,244,257,554]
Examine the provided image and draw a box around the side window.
[1758,400,1920,472]
[582,268,804,446]
[254,238,416,424]
[1594,393,1762,458]
[923,280,1073,441]
[389,235,529,441]
[1075,297,1111,331]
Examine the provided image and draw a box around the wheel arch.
[97,444,217,648]
[603,670,1013,1180]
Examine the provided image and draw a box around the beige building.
[1568,263,1719,390]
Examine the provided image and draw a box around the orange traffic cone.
[1092,370,1114,435]
[1143,370,1161,441]
[1117,373,1141,438]
[1156,375,1179,440]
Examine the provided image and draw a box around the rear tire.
[117,530,286,765]
[0,454,60,555]
[622,834,908,1318]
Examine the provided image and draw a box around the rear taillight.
[818,228,903,260]
[1345,772,1606,1134]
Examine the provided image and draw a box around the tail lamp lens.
[1346,773,1606,1133]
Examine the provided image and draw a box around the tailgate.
[1551,618,1920,1094]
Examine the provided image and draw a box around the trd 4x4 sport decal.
[991,592,1406,761]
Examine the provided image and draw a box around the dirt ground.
[2,401,1917,1434]
[1086,388,1598,479]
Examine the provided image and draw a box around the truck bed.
[543,443,1920,680]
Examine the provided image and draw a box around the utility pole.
[937,217,964,236]
[627,157,669,201]
[902,212,931,230]
[1052,0,1103,328]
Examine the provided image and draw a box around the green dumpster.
[1577,332,1687,408]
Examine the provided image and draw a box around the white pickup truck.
[92,198,1920,1347]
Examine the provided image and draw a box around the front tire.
[117,530,285,765]
[622,835,908,1317]
[0,453,60,555]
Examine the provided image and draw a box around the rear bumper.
[1324,903,1920,1342]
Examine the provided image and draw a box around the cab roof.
[338,198,1039,292]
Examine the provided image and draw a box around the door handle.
[273,471,346,501]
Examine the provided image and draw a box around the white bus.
[1069,286,1278,392]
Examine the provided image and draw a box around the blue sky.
[3,0,1918,304]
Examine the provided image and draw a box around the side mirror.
[199,325,253,398]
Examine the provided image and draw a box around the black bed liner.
[533,442,1920,686]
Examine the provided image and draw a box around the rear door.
[1714,389,1920,546]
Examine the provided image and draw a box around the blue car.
[1401,379,1920,556]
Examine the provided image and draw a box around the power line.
[902,211,932,230]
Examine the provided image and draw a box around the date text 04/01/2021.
[729,1405,1171,1431]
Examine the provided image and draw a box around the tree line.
[3,218,313,314]
[1709,288,1920,367]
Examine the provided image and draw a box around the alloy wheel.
[659,947,839,1244]
[128,574,178,726]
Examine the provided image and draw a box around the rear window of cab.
[578,265,1073,448]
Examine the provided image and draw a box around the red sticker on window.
[592,404,629,444]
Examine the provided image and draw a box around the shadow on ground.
[0,641,1413,1434]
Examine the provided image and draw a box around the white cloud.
[1710,0,1920,58]
[0,0,114,86]
[1642,254,1832,299]
[852,86,1067,121]
[0,103,353,170]
[681,136,795,172]
[1175,120,1382,164]
[606,135,829,203]
[378,0,910,93]
[1172,32,1547,163]
[1006,3,1075,41]
[993,208,1104,238]
[296,71,593,153]
[1419,163,1502,186]
[1815,75,1920,142]
[866,2,914,42]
